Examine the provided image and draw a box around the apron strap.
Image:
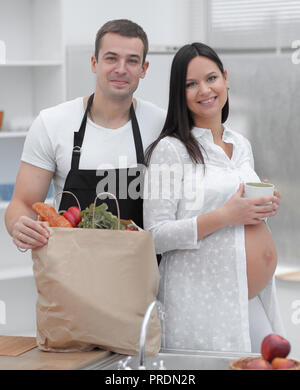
[71,93,94,170]
[71,94,144,170]
[130,103,144,165]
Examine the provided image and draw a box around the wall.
[61,0,194,48]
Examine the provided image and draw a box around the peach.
[246,357,273,370]
[272,357,296,370]
[261,334,291,362]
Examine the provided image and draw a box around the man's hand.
[12,216,50,250]
[5,162,53,251]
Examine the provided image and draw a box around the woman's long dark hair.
[144,42,229,166]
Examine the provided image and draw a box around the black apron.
[58,93,145,228]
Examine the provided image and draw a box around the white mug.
[244,182,274,200]
[243,182,275,221]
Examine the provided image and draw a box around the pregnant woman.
[143,42,285,353]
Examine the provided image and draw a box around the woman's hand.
[220,183,278,226]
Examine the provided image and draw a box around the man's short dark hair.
[94,19,149,64]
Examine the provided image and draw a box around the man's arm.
[5,162,54,250]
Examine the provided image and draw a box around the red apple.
[261,334,291,362]
[272,357,296,370]
[246,357,273,370]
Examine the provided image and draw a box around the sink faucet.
[138,300,160,370]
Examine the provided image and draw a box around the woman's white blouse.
[143,126,284,352]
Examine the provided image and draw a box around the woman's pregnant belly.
[245,222,277,299]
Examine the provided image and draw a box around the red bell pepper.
[63,206,82,227]
[125,224,137,231]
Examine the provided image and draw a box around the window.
[207,0,300,50]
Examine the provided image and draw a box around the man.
[5,19,166,251]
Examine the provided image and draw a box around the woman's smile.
[197,96,218,105]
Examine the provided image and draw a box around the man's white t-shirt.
[21,97,166,201]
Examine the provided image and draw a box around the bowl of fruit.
[230,334,300,370]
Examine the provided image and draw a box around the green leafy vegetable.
[77,202,126,230]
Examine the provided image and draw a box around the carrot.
[32,202,73,228]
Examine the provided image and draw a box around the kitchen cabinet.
[0,0,65,185]
[0,0,65,178]
[0,0,64,189]
[0,0,65,133]
[0,1,64,293]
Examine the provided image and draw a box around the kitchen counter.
[0,346,111,370]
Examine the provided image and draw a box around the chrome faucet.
[138,300,160,370]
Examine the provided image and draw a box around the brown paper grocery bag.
[31,194,161,355]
